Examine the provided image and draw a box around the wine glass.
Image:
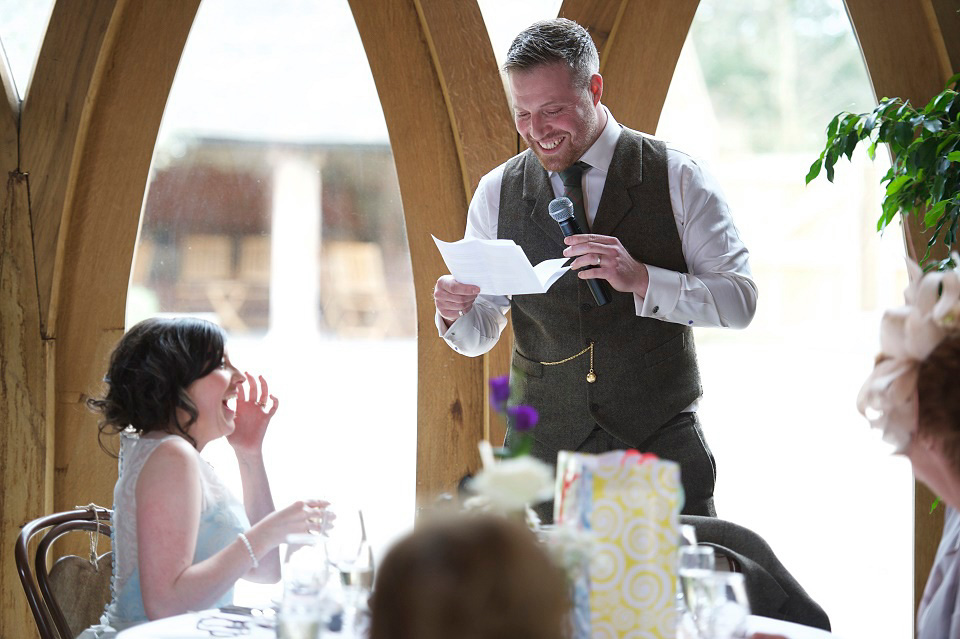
[704,572,751,639]
[678,545,716,633]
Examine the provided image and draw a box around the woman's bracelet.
[237,532,259,569]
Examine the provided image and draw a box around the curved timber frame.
[1,0,958,634]
[0,2,199,635]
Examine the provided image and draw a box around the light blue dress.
[79,433,251,638]
[917,505,960,639]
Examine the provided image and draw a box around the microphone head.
[548,197,574,223]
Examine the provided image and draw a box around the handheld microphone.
[548,197,610,306]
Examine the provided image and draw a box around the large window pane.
[657,1,911,636]
[0,0,54,99]
[130,0,415,603]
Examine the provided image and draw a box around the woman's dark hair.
[87,317,226,453]
[917,333,960,472]
[370,515,570,639]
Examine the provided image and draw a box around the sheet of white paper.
[432,235,571,295]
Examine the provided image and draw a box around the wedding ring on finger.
[458,310,464,317]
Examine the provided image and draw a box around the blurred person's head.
[88,317,243,451]
[910,334,960,501]
[503,19,604,172]
[858,260,960,506]
[369,515,570,639]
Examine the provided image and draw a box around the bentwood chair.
[15,506,113,639]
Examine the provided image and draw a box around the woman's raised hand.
[228,372,278,456]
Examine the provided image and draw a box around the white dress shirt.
[436,106,758,362]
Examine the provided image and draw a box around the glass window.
[657,1,911,635]
[0,0,54,99]
[130,0,415,603]
[478,0,562,70]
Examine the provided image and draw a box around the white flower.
[468,455,554,513]
[539,524,597,578]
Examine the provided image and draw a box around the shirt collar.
[578,105,619,174]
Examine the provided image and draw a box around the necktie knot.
[559,161,590,188]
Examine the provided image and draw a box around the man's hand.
[434,275,481,327]
[562,234,650,298]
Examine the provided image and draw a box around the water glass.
[278,534,327,639]
[704,571,751,639]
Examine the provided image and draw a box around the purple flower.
[489,375,510,408]
[507,405,539,432]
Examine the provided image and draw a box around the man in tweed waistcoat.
[433,18,757,520]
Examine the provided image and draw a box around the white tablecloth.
[746,615,837,638]
[117,610,838,638]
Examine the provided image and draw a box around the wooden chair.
[15,506,113,639]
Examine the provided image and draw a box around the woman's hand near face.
[227,372,278,458]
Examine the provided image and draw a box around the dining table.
[115,609,841,638]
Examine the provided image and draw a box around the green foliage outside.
[691,0,874,153]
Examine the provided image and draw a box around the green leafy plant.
[806,72,960,266]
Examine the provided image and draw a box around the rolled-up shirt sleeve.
[638,148,758,329]
[436,167,512,356]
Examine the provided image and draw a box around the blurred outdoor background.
[0,1,912,636]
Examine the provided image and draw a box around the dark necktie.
[558,161,591,233]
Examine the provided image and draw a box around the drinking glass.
[278,534,327,639]
[678,545,716,633]
[704,572,751,639]
[323,508,374,632]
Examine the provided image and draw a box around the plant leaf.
[925,199,947,226]
[844,132,859,160]
[886,174,911,196]
[805,157,823,184]
[894,121,913,150]
[826,113,843,141]
[923,118,943,134]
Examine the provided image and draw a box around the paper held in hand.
[432,235,571,296]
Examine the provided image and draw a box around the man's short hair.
[503,18,600,89]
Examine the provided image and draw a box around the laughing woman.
[79,317,332,637]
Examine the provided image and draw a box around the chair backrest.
[681,514,831,631]
[15,506,113,639]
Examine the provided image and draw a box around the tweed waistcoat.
[498,128,702,451]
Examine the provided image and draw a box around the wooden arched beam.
[845,0,960,615]
[38,0,200,516]
[560,0,700,133]
[0,26,51,639]
[350,0,516,507]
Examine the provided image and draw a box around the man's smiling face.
[508,61,604,172]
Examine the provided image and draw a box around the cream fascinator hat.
[857,254,960,452]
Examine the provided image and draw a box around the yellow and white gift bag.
[555,450,682,639]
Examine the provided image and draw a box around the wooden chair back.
[15,506,113,639]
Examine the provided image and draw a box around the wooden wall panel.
[845,0,958,617]
[0,49,54,638]
[561,0,699,134]
[350,0,489,507]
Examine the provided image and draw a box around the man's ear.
[589,73,603,106]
